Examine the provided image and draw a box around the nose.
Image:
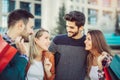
[66,27,71,32]
[30,29,34,35]
[48,39,51,45]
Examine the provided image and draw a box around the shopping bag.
[109,54,120,79]
[104,67,112,80]
[108,66,119,80]
[0,35,17,73]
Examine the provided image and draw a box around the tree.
[52,4,66,36]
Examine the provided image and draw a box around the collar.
[3,33,15,45]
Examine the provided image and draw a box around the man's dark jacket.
[0,37,28,80]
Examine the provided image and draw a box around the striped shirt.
[49,34,88,80]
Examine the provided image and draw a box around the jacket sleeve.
[44,52,55,80]
[0,52,28,80]
[48,53,55,80]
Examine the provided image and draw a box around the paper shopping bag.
[0,35,17,73]
[104,67,112,80]
[109,54,120,79]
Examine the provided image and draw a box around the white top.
[26,60,44,80]
[89,66,99,80]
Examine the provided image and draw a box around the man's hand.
[15,37,28,57]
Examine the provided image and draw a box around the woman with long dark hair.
[84,30,112,80]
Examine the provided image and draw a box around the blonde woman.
[26,29,55,80]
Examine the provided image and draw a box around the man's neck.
[72,33,83,39]
[7,29,19,41]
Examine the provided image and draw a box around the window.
[103,11,112,19]
[2,0,8,13]
[102,0,111,7]
[2,0,15,13]
[88,0,97,5]
[99,11,112,31]
[8,0,15,12]
[0,16,7,34]
[0,27,7,35]
[88,9,97,25]
[20,2,31,12]
[2,16,7,28]
[35,4,41,16]
[34,19,41,29]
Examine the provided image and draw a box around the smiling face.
[66,21,80,38]
[35,31,50,51]
[84,33,92,51]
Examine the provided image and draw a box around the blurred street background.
[0,0,120,54]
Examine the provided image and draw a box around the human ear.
[79,26,84,31]
[34,38,39,44]
[17,20,24,30]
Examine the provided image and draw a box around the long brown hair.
[86,30,111,76]
[29,28,49,64]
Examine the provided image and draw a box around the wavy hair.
[86,30,111,76]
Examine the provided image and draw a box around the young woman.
[26,28,55,80]
[84,30,112,80]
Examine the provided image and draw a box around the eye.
[45,37,48,39]
[67,26,74,29]
[31,26,34,29]
[86,37,90,41]
[70,26,75,29]
[45,37,49,39]
[88,37,91,41]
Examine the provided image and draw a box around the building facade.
[0,0,120,35]
[0,0,41,34]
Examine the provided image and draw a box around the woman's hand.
[97,51,108,70]
[44,58,52,71]
[44,58,52,78]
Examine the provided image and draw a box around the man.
[49,11,88,80]
[0,9,34,80]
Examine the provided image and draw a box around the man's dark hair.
[64,11,85,28]
[8,9,34,28]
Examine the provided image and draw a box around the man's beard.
[68,30,79,38]
[71,31,79,38]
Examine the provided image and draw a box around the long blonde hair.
[86,30,111,76]
[29,28,49,64]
